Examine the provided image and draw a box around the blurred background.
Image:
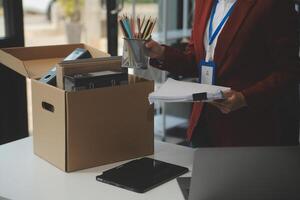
[22,0,194,53]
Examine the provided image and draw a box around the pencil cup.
[121,38,149,70]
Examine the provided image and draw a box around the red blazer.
[154,0,300,146]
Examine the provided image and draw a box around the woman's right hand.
[145,40,165,60]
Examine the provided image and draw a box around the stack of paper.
[148,78,231,104]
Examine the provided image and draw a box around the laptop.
[177,177,191,200]
[179,146,300,200]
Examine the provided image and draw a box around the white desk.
[0,137,195,200]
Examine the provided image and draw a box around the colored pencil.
[119,15,156,40]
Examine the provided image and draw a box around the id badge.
[198,60,216,85]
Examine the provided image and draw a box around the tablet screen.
[96,157,189,193]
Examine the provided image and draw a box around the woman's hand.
[145,40,165,60]
[209,90,247,114]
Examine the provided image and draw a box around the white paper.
[148,78,231,104]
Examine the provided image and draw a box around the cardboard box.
[0,44,154,172]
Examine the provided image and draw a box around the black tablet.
[96,157,189,193]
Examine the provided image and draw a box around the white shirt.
[204,0,237,61]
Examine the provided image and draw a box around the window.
[117,0,194,49]
[0,0,5,38]
[0,0,24,47]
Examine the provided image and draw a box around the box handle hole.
[44,75,51,79]
[42,102,55,113]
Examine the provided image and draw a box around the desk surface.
[0,137,195,200]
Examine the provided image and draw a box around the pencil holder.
[121,38,149,70]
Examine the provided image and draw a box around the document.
[148,78,231,104]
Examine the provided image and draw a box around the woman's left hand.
[209,90,247,114]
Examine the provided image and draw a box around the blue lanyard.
[208,0,236,45]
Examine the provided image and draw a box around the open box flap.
[0,48,28,77]
[0,43,110,79]
[82,44,110,58]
